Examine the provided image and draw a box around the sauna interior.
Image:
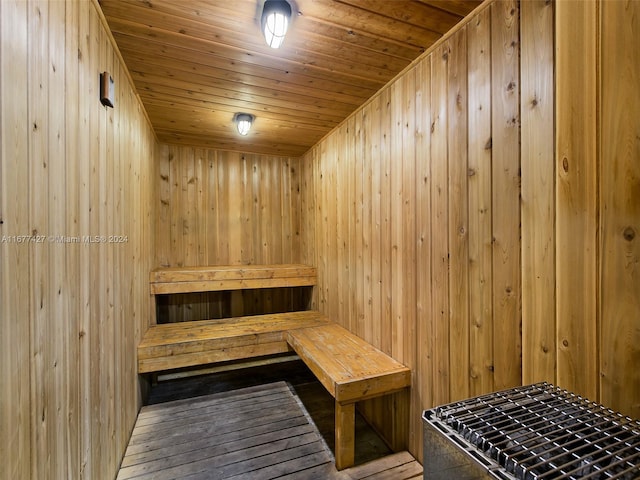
[1,0,638,478]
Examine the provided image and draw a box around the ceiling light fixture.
[234,113,254,136]
[261,0,292,49]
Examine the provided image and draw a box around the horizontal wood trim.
[149,264,317,294]
[138,342,291,373]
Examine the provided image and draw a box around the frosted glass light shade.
[234,113,254,136]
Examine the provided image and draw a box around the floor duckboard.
[123,360,423,479]
[118,382,335,480]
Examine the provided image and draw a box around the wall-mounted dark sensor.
[100,72,114,108]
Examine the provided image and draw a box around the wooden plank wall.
[553,0,639,417]
[154,146,308,321]
[302,0,523,458]
[301,0,640,460]
[597,0,639,417]
[0,1,157,479]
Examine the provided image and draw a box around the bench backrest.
[150,264,317,295]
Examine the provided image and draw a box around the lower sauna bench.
[137,310,331,373]
[137,311,413,472]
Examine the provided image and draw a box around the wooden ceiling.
[100,0,483,156]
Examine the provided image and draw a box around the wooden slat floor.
[145,359,392,466]
[118,379,423,479]
[118,381,339,479]
[342,451,423,480]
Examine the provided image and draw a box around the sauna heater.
[422,382,640,479]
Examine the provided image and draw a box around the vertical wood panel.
[416,57,433,460]
[414,57,432,458]
[521,0,557,386]
[490,0,521,390]
[369,95,383,350]
[447,26,469,402]
[379,88,393,357]
[390,78,404,362]
[430,41,451,407]
[361,106,373,344]
[467,7,494,397]
[87,5,102,475]
[554,0,597,396]
[0,1,31,478]
[28,1,51,476]
[156,144,170,267]
[77,2,93,475]
[401,68,417,449]
[599,0,640,419]
[64,0,80,471]
[338,120,349,330]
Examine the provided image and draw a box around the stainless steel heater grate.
[422,383,640,480]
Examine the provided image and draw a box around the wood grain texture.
[335,402,356,470]
[598,0,640,418]
[117,382,336,480]
[5,1,640,477]
[0,1,157,478]
[98,0,481,156]
[447,24,469,402]
[149,264,316,294]
[300,0,528,461]
[138,311,331,373]
[521,0,556,386]
[155,146,307,321]
[287,322,411,470]
[0,1,31,478]
[429,40,451,408]
[554,0,597,399]
[489,0,521,391]
[286,323,411,404]
[466,6,494,397]
[342,451,422,480]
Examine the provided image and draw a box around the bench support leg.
[335,401,355,470]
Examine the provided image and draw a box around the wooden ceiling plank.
[416,0,485,18]
[133,79,352,124]
[296,0,446,48]
[291,15,425,61]
[116,47,375,105]
[142,0,427,61]
[154,130,317,156]
[106,19,404,88]
[144,98,334,127]
[111,31,384,96]
[338,0,464,35]
[143,98,341,132]
[99,0,481,157]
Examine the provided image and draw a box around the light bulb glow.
[261,1,292,49]
[234,113,254,136]
[263,12,289,48]
[237,119,251,135]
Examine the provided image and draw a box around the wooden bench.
[138,310,331,373]
[139,264,411,471]
[287,323,411,470]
